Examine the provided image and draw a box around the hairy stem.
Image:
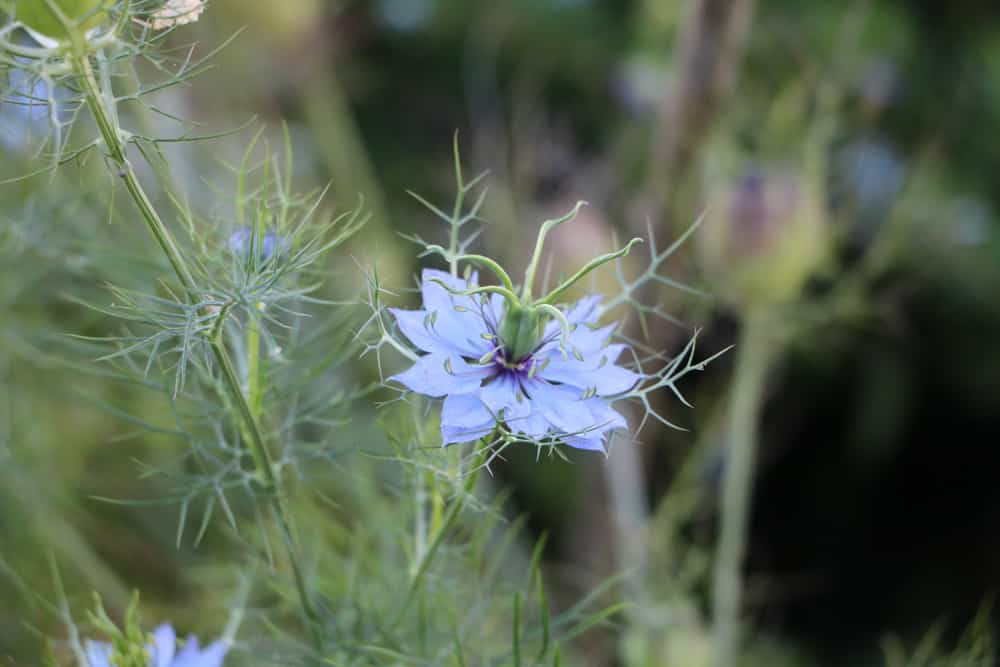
[711,310,775,666]
[73,52,323,652]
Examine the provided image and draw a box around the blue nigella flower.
[389,269,641,451]
[85,623,227,667]
[227,228,287,262]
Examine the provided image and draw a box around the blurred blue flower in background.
[389,269,640,450]
[376,0,434,32]
[227,227,288,262]
[85,623,227,667]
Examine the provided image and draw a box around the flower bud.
[16,0,109,43]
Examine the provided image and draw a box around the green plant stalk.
[73,52,323,651]
[212,340,322,651]
[247,305,263,419]
[448,135,466,277]
[391,440,491,632]
[711,310,776,667]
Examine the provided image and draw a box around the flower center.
[495,348,532,374]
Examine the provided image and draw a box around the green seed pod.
[699,167,828,311]
[499,304,544,363]
[16,0,109,42]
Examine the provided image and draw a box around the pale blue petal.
[172,636,201,667]
[421,269,477,311]
[522,385,629,450]
[537,322,616,358]
[152,623,176,667]
[391,306,491,357]
[540,295,602,342]
[591,363,643,395]
[479,375,531,423]
[539,362,641,396]
[564,435,607,451]
[543,342,627,366]
[392,269,494,357]
[442,421,495,445]
[567,322,617,353]
[562,295,603,325]
[172,639,227,667]
[442,393,493,428]
[538,346,641,396]
[418,269,491,356]
[570,399,629,450]
[509,410,551,440]
[194,641,228,667]
[84,641,112,667]
[390,308,454,355]
[529,382,595,434]
[389,354,489,397]
[584,398,629,434]
[441,393,495,444]
[598,343,628,363]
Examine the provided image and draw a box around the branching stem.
[73,51,323,654]
[390,439,491,632]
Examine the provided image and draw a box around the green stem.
[76,55,197,292]
[390,440,490,632]
[711,310,776,667]
[213,345,322,650]
[449,136,465,278]
[247,306,263,419]
[73,53,323,653]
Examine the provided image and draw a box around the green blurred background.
[4,0,1000,665]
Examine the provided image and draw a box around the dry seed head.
[149,0,206,30]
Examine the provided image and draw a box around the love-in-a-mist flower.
[389,203,644,451]
[85,623,227,667]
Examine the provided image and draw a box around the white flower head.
[150,0,207,30]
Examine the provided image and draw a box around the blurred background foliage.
[4,0,1000,665]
